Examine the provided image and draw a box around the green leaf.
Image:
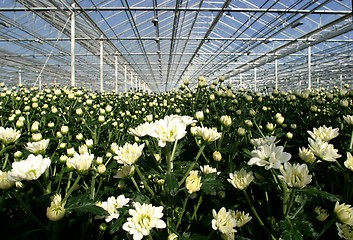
[66,196,107,215]
[297,187,340,201]
[109,216,127,234]
[165,173,179,196]
[280,218,303,240]
[201,174,224,195]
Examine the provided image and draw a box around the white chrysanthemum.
[114,165,135,179]
[250,136,277,148]
[185,170,202,194]
[129,122,152,137]
[278,162,312,188]
[314,206,329,222]
[193,126,222,143]
[0,126,21,145]
[336,222,353,239]
[8,154,51,181]
[308,138,341,162]
[0,170,15,189]
[200,165,219,175]
[211,207,237,234]
[112,142,145,165]
[335,202,353,226]
[344,152,353,172]
[227,168,254,190]
[96,195,130,222]
[307,125,339,142]
[122,202,166,240]
[299,147,317,164]
[231,210,252,227]
[248,144,291,170]
[66,152,94,172]
[343,115,353,125]
[25,139,50,155]
[148,115,192,147]
[46,194,65,221]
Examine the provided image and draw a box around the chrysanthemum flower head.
[122,202,166,240]
[96,194,130,222]
[227,168,254,190]
[335,202,353,226]
[308,138,341,162]
[211,207,237,235]
[248,144,291,170]
[278,162,312,188]
[0,126,21,145]
[8,154,51,181]
[112,142,145,165]
[25,139,50,155]
[66,152,94,172]
[307,125,339,142]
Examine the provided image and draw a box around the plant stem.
[90,175,96,200]
[178,145,205,187]
[243,190,275,240]
[63,174,81,205]
[314,217,336,240]
[135,164,155,197]
[13,190,48,230]
[130,176,140,192]
[176,195,189,229]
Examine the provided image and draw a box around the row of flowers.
[1,78,353,239]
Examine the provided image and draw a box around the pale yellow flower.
[231,210,252,227]
[193,126,222,143]
[0,126,21,145]
[227,168,254,190]
[95,194,130,222]
[307,125,339,142]
[122,202,166,240]
[250,136,277,148]
[8,154,51,181]
[114,165,135,179]
[248,144,291,170]
[211,207,237,235]
[195,111,204,121]
[168,233,178,240]
[308,138,341,162]
[46,194,65,221]
[212,151,222,162]
[200,165,219,175]
[299,147,317,164]
[336,222,353,239]
[148,115,195,147]
[343,115,353,125]
[335,202,353,226]
[185,170,202,194]
[220,115,232,127]
[278,162,312,189]
[129,122,151,137]
[66,152,94,172]
[0,170,15,189]
[344,152,353,172]
[25,139,50,155]
[314,206,329,222]
[112,142,145,165]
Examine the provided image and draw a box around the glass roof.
[0,0,352,92]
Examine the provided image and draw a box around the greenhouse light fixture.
[291,21,303,29]
[152,18,158,26]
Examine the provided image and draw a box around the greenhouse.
[1,1,353,240]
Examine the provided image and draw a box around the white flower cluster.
[212,207,252,240]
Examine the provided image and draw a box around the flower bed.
[1,78,353,240]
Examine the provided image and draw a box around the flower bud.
[266,122,275,131]
[185,170,202,194]
[67,147,75,157]
[96,156,103,164]
[286,132,293,139]
[76,133,84,141]
[31,133,42,141]
[98,115,105,123]
[46,194,65,221]
[195,111,204,121]
[212,151,222,162]
[97,164,106,174]
[75,108,83,116]
[237,127,246,136]
[60,126,69,135]
[220,115,232,127]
